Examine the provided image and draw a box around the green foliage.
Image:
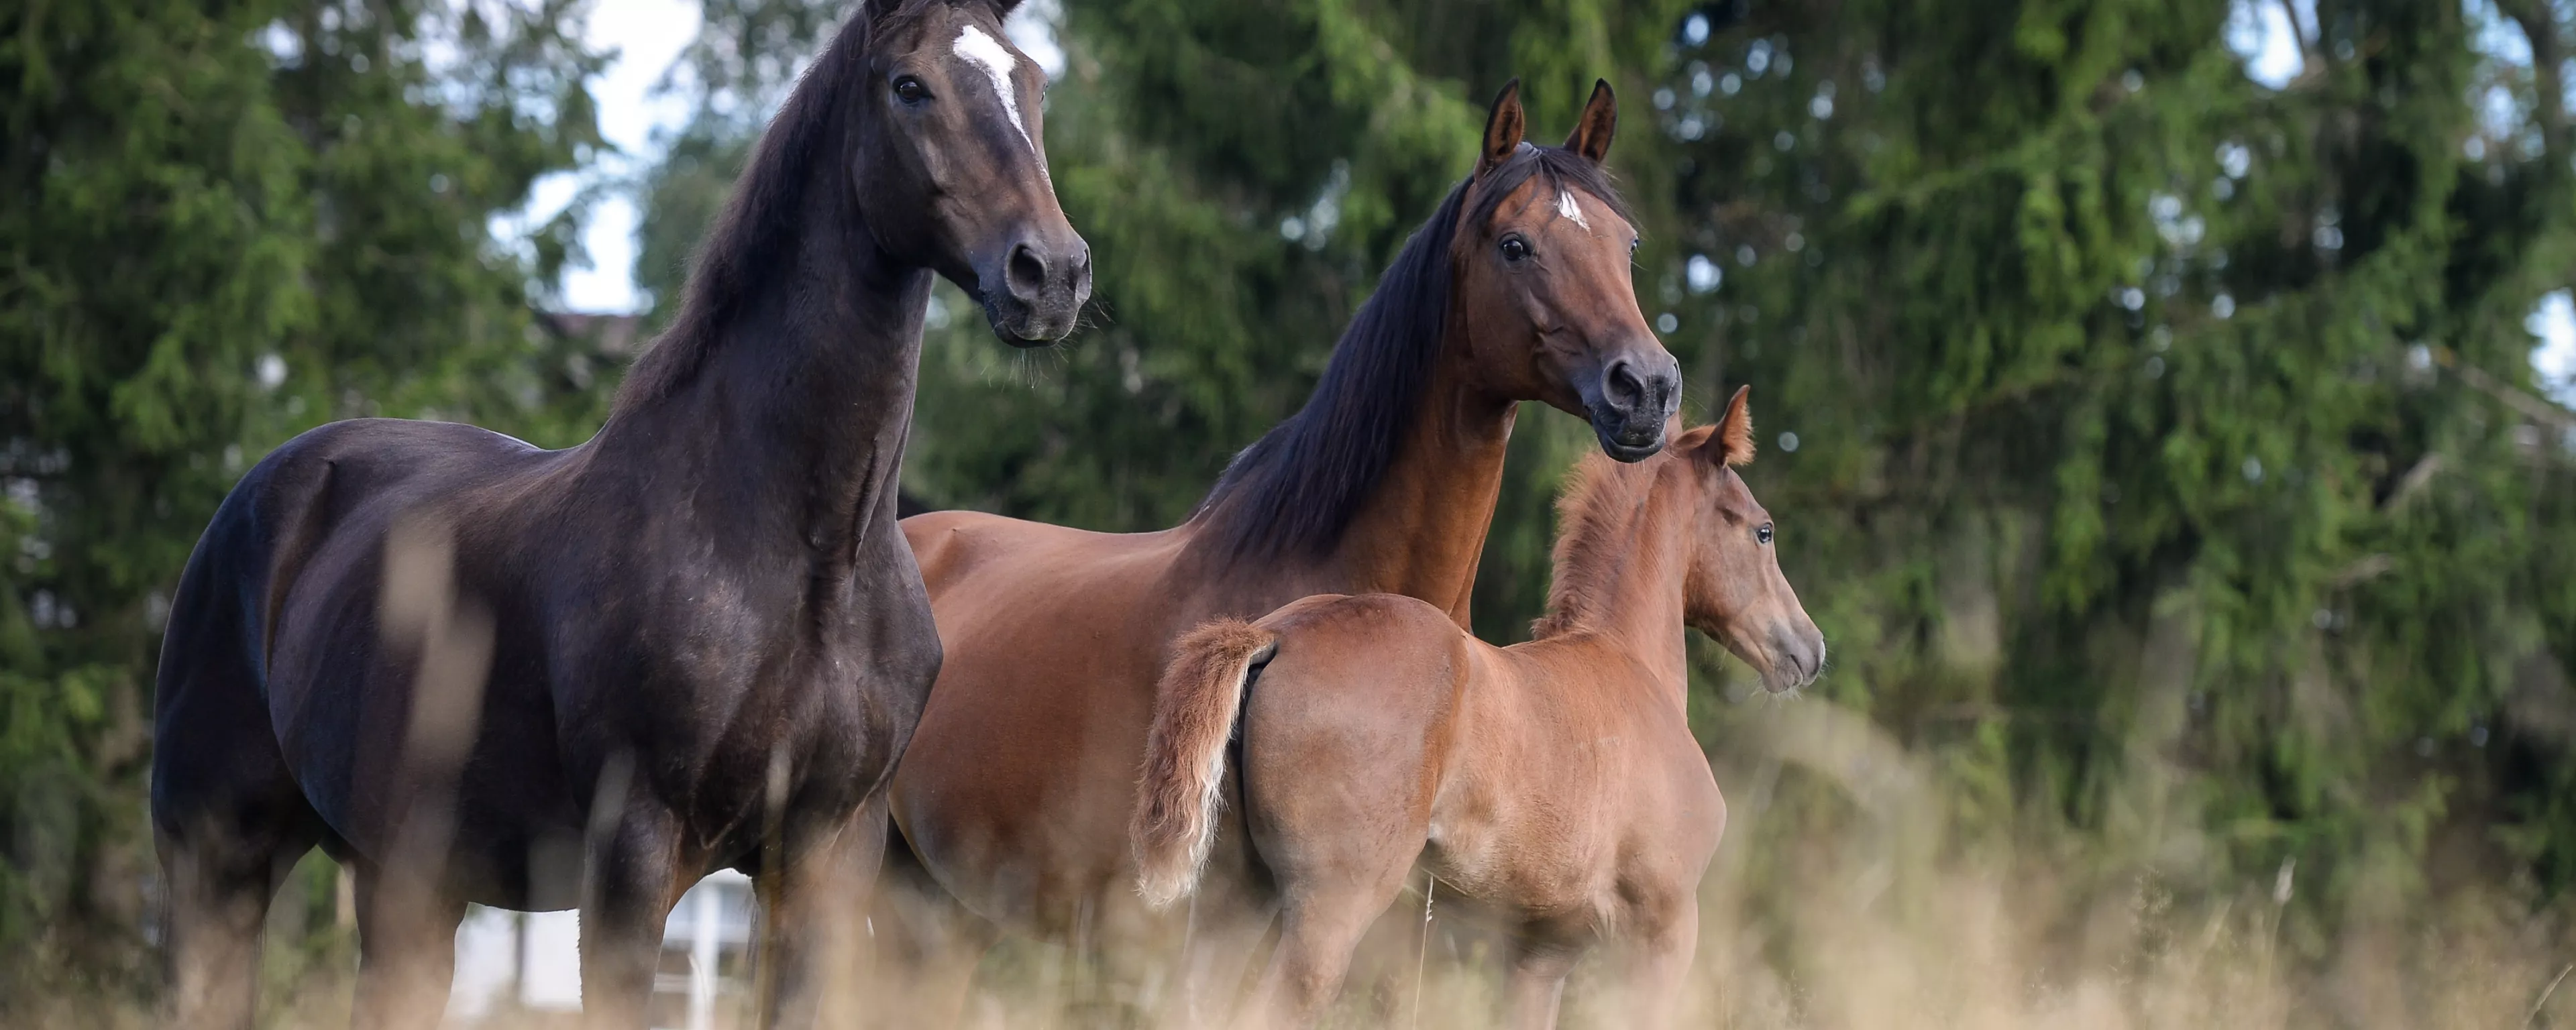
[7,0,2576,1005]
[1655,0,2576,927]
[0,0,603,998]
[644,0,2576,944]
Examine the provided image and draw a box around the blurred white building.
[449,870,755,1029]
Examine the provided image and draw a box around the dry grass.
[21,696,2574,1029]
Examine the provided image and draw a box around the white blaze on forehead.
[953,25,1034,153]
[1556,189,1591,229]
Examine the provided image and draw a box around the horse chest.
[578,559,937,821]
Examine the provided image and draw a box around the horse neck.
[1313,339,1519,626]
[596,172,933,574]
[1533,462,1693,703]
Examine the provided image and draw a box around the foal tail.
[1132,618,1277,909]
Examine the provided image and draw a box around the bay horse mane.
[1199,141,1638,561]
[615,0,992,412]
[1532,416,1741,639]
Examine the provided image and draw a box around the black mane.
[1198,143,1633,561]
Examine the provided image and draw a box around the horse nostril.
[1006,243,1049,300]
[1604,359,1646,406]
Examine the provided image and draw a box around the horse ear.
[863,0,961,26]
[1713,385,1754,467]
[1479,78,1527,176]
[1564,78,1617,164]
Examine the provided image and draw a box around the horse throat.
[1320,355,1519,625]
[602,160,935,578]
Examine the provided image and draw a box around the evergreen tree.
[1654,0,2576,937]
[635,0,2576,951]
[0,0,602,997]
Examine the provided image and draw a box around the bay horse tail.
[1132,618,1277,909]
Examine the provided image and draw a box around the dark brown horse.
[878,80,1680,1018]
[148,2,1085,1027]
[1134,388,1823,1028]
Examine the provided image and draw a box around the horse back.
[157,418,549,721]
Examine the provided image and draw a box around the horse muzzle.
[978,230,1092,347]
[1762,624,1826,693]
[1582,349,1681,462]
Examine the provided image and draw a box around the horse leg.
[1501,941,1578,1030]
[349,863,468,1030]
[1157,895,1276,1030]
[158,815,315,1030]
[763,795,892,1029]
[865,819,998,1030]
[580,804,686,1030]
[1615,903,1701,1029]
[154,629,323,1030]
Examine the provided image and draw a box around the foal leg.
[1501,941,1579,1030]
[1615,904,1702,1029]
[350,865,468,1030]
[580,804,686,1030]
[763,796,892,1030]
[1245,878,1409,1028]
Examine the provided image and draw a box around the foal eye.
[893,76,928,104]
[1499,236,1531,262]
[1756,523,1774,545]
[1629,238,1641,255]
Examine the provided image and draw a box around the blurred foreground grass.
[17,694,2571,1029]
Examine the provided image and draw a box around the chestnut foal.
[1134,386,1822,1029]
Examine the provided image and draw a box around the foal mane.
[613,0,971,412]
[1529,422,1711,640]
[1200,143,1635,561]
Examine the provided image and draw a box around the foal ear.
[1564,78,1617,164]
[1479,78,1527,176]
[1712,385,1755,467]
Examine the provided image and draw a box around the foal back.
[1134,591,1723,1026]
[1232,601,1723,931]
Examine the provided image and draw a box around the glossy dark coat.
[148,2,1087,1027]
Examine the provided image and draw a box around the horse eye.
[893,76,928,104]
[1756,523,1774,545]
[1629,238,1641,255]
[1499,237,1531,262]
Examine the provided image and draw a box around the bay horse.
[148,1,1086,1027]
[1134,387,1824,1028]
[880,79,1681,1017]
